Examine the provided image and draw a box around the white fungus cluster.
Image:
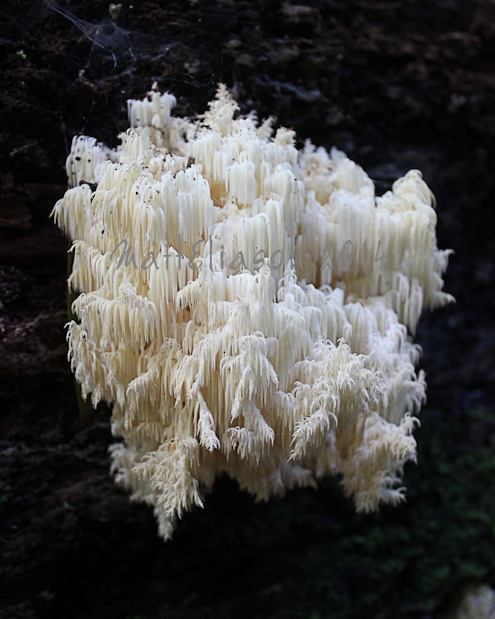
[52,84,453,540]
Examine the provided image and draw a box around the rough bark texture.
[1,1,494,618]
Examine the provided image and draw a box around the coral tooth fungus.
[52,85,452,540]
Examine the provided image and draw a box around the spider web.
[46,0,138,67]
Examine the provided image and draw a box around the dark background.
[1,1,494,617]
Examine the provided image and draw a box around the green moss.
[172,407,495,618]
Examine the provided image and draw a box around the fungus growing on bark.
[52,85,453,540]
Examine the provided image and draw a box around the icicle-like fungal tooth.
[128,88,177,130]
[65,136,109,188]
[53,84,453,541]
